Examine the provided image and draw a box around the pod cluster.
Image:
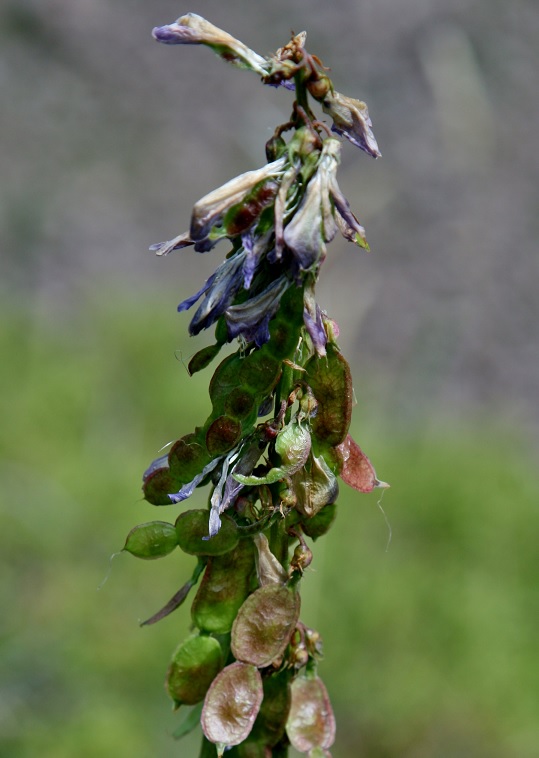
[127,14,388,757]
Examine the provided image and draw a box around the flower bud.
[153,13,269,76]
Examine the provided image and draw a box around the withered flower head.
[321,90,381,158]
[152,13,268,75]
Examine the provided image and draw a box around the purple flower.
[178,251,246,335]
[225,275,291,346]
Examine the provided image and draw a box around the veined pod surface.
[231,584,300,667]
[122,521,178,559]
[286,674,336,753]
[201,662,263,751]
[175,509,239,556]
[165,633,223,707]
[192,538,255,633]
[305,344,353,447]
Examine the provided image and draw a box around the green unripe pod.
[166,633,223,707]
[305,343,353,447]
[122,521,178,560]
[192,539,255,634]
[175,509,239,556]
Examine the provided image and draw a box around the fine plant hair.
[124,13,387,758]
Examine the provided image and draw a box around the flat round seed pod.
[175,509,239,556]
[192,539,255,634]
[166,634,223,707]
[143,466,181,506]
[201,662,263,749]
[123,521,178,559]
[231,585,300,667]
[286,674,336,753]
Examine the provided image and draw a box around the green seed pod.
[201,662,263,751]
[122,521,178,560]
[286,674,335,753]
[239,350,281,397]
[143,466,181,506]
[305,344,353,447]
[231,585,300,667]
[192,539,255,633]
[205,415,242,456]
[224,386,258,421]
[188,343,223,376]
[301,503,337,540]
[175,509,239,556]
[168,432,211,483]
[209,353,244,408]
[165,634,223,707]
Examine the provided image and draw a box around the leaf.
[201,662,263,750]
[172,702,203,740]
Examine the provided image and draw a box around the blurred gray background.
[2,0,538,434]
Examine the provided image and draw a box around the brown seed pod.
[231,585,301,667]
[201,662,263,750]
[286,674,336,753]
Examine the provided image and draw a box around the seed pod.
[293,454,339,518]
[192,538,255,633]
[201,662,263,751]
[305,344,353,447]
[286,674,336,753]
[165,634,223,707]
[175,509,239,556]
[168,432,211,483]
[122,521,178,560]
[205,415,242,455]
[301,503,337,540]
[188,342,223,375]
[231,585,300,667]
[335,433,389,492]
[143,466,182,506]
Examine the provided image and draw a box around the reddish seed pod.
[201,662,263,750]
[231,585,301,667]
[286,674,336,753]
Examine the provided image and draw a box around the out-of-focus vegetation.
[1,290,538,758]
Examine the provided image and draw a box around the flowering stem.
[128,13,388,757]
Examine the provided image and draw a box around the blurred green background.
[1,1,538,757]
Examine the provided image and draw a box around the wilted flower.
[321,90,381,158]
[178,250,246,335]
[225,275,291,346]
[152,13,269,75]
